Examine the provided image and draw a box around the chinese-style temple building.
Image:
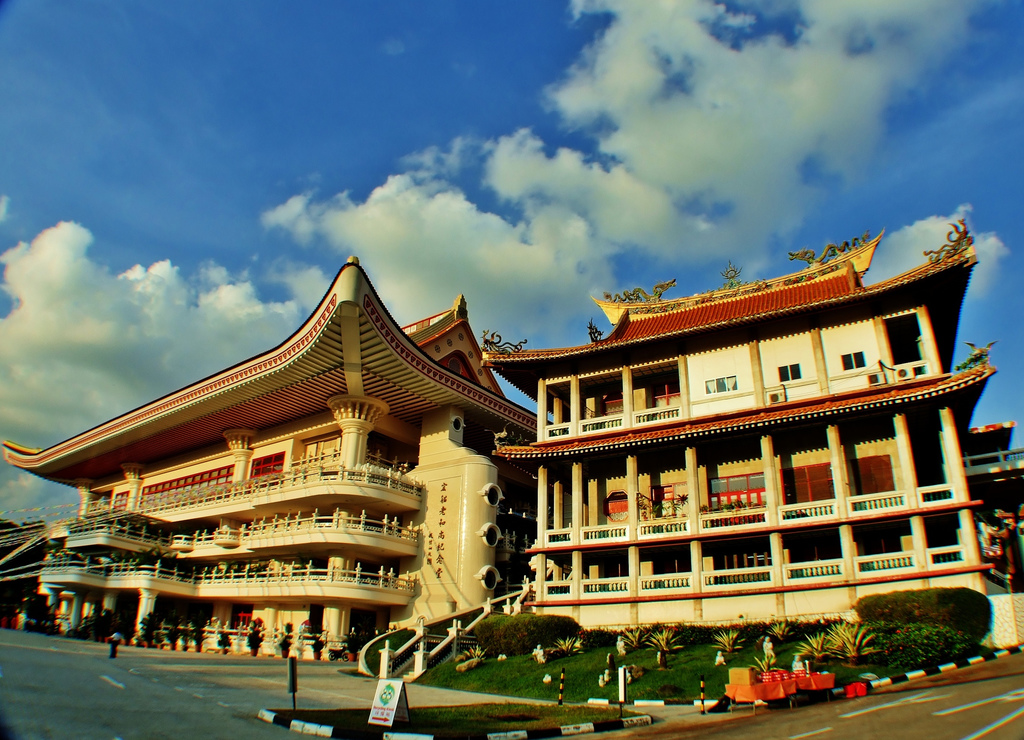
[3,258,536,642]
[485,223,994,627]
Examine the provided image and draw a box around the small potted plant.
[217,628,232,655]
[278,623,294,659]
[311,634,325,661]
[343,631,361,662]
[164,614,182,651]
[247,619,264,657]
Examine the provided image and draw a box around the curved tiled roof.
[496,365,993,460]
[486,239,976,366]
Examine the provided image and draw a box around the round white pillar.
[327,396,389,469]
[223,428,258,482]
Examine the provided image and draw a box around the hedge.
[474,614,580,656]
[866,621,978,671]
[855,587,991,643]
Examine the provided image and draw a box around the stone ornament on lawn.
[533,644,547,664]
[616,635,626,657]
[715,651,726,666]
[542,674,552,684]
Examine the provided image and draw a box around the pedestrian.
[109,630,124,659]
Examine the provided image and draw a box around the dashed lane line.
[934,689,1024,716]
[959,704,1024,740]
[100,675,125,690]
[217,702,231,708]
[790,728,832,739]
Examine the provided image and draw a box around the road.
[0,629,517,740]
[3,629,1023,740]
[614,652,1024,740]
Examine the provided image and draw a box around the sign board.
[368,679,410,727]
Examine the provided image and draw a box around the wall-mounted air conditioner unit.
[766,387,787,405]
[893,361,927,381]
[867,372,886,386]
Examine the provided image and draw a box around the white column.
[74,479,94,517]
[553,480,564,529]
[571,550,583,600]
[939,407,970,502]
[569,375,581,438]
[959,509,983,565]
[916,305,943,374]
[685,447,700,527]
[827,424,850,519]
[571,462,584,537]
[839,525,856,582]
[749,338,766,408]
[327,395,390,468]
[626,455,639,540]
[621,366,634,427]
[760,435,780,527]
[810,323,830,394]
[537,378,548,441]
[69,592,85,630]
[223,428,257,483]
[893,413,920,508]
[121,464,144,511]
[690,540,703,594]
[677,355,691,419]
[102,591,118,612]
[628,545,639,598]
[44,587,63,609]
[537,466,549,546]
[770,532,784,587]
[136,588,157,633]
[910,515,929,571]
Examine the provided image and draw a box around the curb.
[257,709,653,739]
[869,643,1023,690]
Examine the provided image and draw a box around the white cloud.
[0,221,321,508]
[382,38,406,56]
[869,204,1009,297]
[0,195,9,224]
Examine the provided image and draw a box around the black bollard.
[700,674,705,714]
[558,667,565,706]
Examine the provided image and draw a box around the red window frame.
[251,452,285,478]
[141,465,233,497]
[709,473,765,510]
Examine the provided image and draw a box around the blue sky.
[1,0,1022,516]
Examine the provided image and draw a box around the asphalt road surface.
[608,651,1024,740]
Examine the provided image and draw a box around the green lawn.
[417,641,891,703]
[271,704,638,738]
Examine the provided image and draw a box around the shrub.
[855,587,991,643]
[751,654,777,672]
[767,620,795,643]
[580,629,618,649]
[457,646,487,663]
[713,628,745,654]
[474,614,580,656]
[620,627,647,651]
[670,623,717,646]
[868,621,977,672]
[550,636,583,659]
[827,622,879,666]
[794,632,832,662]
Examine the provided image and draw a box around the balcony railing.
[40,554,416,593]
[700,507,767,531]
[639,574,691,592]
[65,520,172,549]
[928,545,965,565]
[848,491,906,516]
[779,502,835,522]
[580,414,623,434]
[581,524,629,542]
[546,528,572,545]
[918,484,954,506]
[582,577,628,594]
[546,423,570,438]
[786,559,843,581]
[633,407,681,426]
[703,566,772,588]
[96,455,425,517]
[855,553,914,573]
[638,517,689,539]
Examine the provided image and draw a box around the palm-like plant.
[458,645,487,662]
[795,632,831,662]
[827,622,879,666]
[767,620,794,643]
[645,628,680,669]
[713,628,745,654]
[551,636,583,658]
[620,627,646,651]
[751,653,777,673]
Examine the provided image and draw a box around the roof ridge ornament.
[924,219,974,263]
[481,331,526,354]
[721,262,742,289]
[602,278,676,304]
[956,340,996,372]
[789,230,872,268]
[587,319,603,343]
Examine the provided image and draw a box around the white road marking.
[959,704,1024,740]
[193,693,203,699]
[790,728,832,739]
[935,689,1024,716]
[100,675,125,689]
[840,691,945,718]
[217,701,231,707]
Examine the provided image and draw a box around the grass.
[417,640,891,703]
[271,703,637,738]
